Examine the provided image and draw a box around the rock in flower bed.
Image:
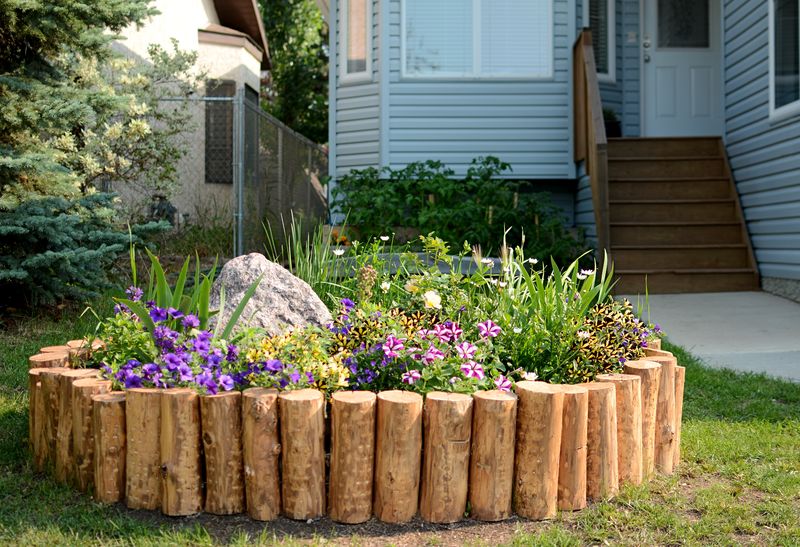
[26,237,682,524]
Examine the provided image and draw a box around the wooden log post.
[125,388,162,510]
[72,378,112,492]
[29,352,70,370]
[373,390,423,523]
[513,381,564,520]
[161,388,203,516]
[242,388,281,521]
[55,369,98,484]
[595,373,643,485]
[649,338,662,350]
[623,359,662,479]
[582,382,619,500]
[67,339,86,349]
[645,347,673,358]
[419,392,473,524]
[647,355,677,474]
[673,365,686,469]
[92,392,126,503]
[557,385,589,511]
[39,345,71,354]
[329,391,376,524]
[38,367,69,473]
[279,389,326,520]
[28,368,49,458]
[469,390,517,522]
[201,391,245,515]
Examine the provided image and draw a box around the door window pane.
[589,0,610,75]
[658,0,709,48]
[346,0,368,74]
[775,0,800,108]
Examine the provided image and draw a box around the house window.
[205,80,236,184]
[402,0,553,79]
[585,0,615,81]
[341,0,372,82]
[770,0,800,119]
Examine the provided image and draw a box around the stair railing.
[573,29,610,255]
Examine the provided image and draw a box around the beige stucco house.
[114,0,269,223]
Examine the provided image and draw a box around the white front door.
[642,0,724,136]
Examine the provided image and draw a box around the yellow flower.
[423,290,442,310]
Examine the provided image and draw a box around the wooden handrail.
[573,29,610,256]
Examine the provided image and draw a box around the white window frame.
[400,0,554,80]
[340,0,373,84]
[769,0,800,122]
[582,0,616,83]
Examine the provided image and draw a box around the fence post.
[277,129,284,218]
[232,88,245,256]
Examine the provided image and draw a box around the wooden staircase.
[607,137,759,294]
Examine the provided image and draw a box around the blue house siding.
[575,161,598,246]
[333,0,382,178]
[385,0,574,179]
[724,0,800,281]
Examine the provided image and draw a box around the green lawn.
[0,309,798,545]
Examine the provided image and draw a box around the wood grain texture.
[469,390,517,521]
[557,385,588,511]
[160,389,203,516]
[673,365,686,469]
[582,382,619,500]
[419,392,473,524]
[596,373,643,485]
[328,391,376,524]
[125,388,162,510]
[623,359,662,479]
[71,378,112,492]
[647,354,677,474]
[28,352,69,370]
[201,391,245,515]
[242,388,281,521]
[55,369,98,484]
[38,368,69,473]
[373,390,423,524]
[92,392,126,503]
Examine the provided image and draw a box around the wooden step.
[613,268,759,294]
[607,137,721,158]
[608,157,725,179]
[609,199,738,223]
[610,221,745,245]
[610,244,750,270]
[609,177,731,200]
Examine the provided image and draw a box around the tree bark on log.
[419,392,473,524]
[513,381,564,520]
[71,378,112,492]
[28,368,48,458]
[647,354,677,474]
[201,391,245,515]
[557,385,589,511]
[125,388,162,510]
[242,388,281,521]
[92,392,126,503]
[673,365,686,469]
[160,388,203,516]
[328,391,376,524]
[469,390,517,521]
[29,352,70,370]
[595,373,643,485]
[623,359,661,479]
[373,390,423,523]
[582,382,619,500]
[38,367,70,473]
[55,369,98,484]
[279,389,326,520]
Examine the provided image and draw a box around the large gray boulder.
[210,253,332,336]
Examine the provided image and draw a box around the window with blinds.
[403,0,553,78]
[772,0,799,113]
[341,0,372,82]
[588,0,614,80]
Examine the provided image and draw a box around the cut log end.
[29,352,70,369]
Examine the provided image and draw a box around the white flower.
[380,235,390,242]
[499,281,508,288]
[527,258,539,265]
[481,258,494,265]
[423,290,442,309]
[577,330,591,339]
[577,268,595,280]
[488,278,498,285]
[380,281,391,293]
[513,327,522,334]
[332,248,345,256]
[523,372,538,381]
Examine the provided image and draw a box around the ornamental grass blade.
[145,248,171,306]
[198,276,211,330]
[221,273,263,340]
[171,256,190,309]
[119,299,155,333]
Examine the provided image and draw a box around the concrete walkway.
[625,291,800,382]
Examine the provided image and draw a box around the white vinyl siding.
[769,0,800,120]
[402,0,553,79]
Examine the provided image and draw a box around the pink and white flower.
[477,320,502,338]
[460,360,485,380]
[382,335,405,358]
[402,370,421,384]
[422,345,445,365]
[494,375,512,392]
[455,341,477,360]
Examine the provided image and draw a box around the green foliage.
[259,0,328,143]
[0,193,166,306]
[332,156,587,265]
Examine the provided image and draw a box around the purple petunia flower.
[341,298,355,311]
[226,344,239,363]
[460,360,485,380]
[306,372,314,383]
[126,286,144,302]
[196,371,217,395]
[182,314,200,329]
[163,352,182,371]
[218,374,234,391]
[124,373,143,389]
[142,363,160,377]
[149,306,168,323]
[167,307,184,320]
[402,369,421,385]
[177,363,194,382]
[477,320,502,338]
[382,335,405,359]
[494,375,512,392]
[289,370,302,384]
[265,359,284,373]
[422,345,445,365]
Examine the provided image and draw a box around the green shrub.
[0,193,166,307]
[332,156,587,265]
